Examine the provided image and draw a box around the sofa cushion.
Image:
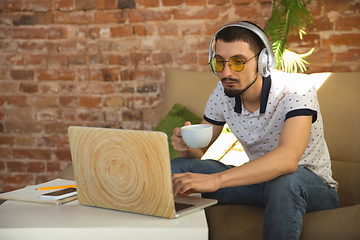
[153,103,202,160]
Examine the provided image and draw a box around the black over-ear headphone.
[208,21,276,77]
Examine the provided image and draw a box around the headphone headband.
[208,21,276,77]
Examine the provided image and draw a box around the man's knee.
[264,169,306,204]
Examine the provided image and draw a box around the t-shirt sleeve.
[203,82,227,126]
[283,84,318,123]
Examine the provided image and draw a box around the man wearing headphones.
[171,22,339,239]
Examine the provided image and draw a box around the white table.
[0,200,209,240]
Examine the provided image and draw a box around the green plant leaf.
[264,0,314,73]
[280,48,315,73]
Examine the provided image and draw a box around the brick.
[99,69,120,81]
[0,82,17,94]
[310,17,333,32]
[90,83,115,94]
[54,0,75,11]
[109,54,131,65]
[18,41,58,52]
[29,27,48,39]
[6,54,26,65]
[0,96,5,106]
[27,54,46,65]
[181,25,202,35]
[7,161,27,172]
[78,109,101,121]
[44,122,69,134]
[0,161,5,172]
[46,55,67,67]
[36,69,75,81]
[13,149,52,160]
[335,48,360,62]
[13,13,52,25]
[4,1,31,12]
[48,27,68,39]
[20,83,38,93]
[0,41,17,52]
[0,173,35,186]
[0,147,11,158]
[13,135,36,147]
[72,26,89,38]
[8,108,34,121]
[10,28,29,39]
[133,24,155,36]
[7,95,27,106]
[10,70,34,80]
[118,0,136,9]
[60,96,79,108]
[322,33,360,47]
[87,53,106,65]
[185,0,206,5]
[54,148,72,161]
[173,7,219,20]
[336,16,360,31]
[32,95,58,108]
[40,82,60,94]
[75,0,96,11]
[138,0,160,7]
[111,25,133,38]
[27,161,46,173]
[36,109,62,121]
[47,161,61,172]
[54,12,94,24]
[104,96,124,107]
[0,28,8,38]
[4,121,43,133]
[67,55,86,65]
[32,0,53,12]
[130,10,172,22]
[131,52,152,67]
[79,96,101,107]
[97,0,117,10]
[153,52,173,65]
[287,33,320,48]
[134,96,161,109]
[59,40,87,53]
[129,69,162,81]
[88,27,100,39]
[0,135,14,145]
[95,11,129,24]
[158,23,178,36]
[208,0,230,5]
[137,83,158,93]
[38,135,69,148]
[122,110,142,121]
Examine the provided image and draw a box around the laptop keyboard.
[175,202,195,212]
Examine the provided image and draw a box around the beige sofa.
[61,69,360,239]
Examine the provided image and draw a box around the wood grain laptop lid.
[68,126,176,218]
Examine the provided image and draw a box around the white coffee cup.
[181,124,213,148]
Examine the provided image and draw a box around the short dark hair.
[215,23,265,57]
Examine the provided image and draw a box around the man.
[170,21,339,239]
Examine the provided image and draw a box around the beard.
[222,75,258,98]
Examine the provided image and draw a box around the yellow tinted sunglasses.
[209,53,259,72]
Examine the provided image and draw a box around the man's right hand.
[171,121,192,155]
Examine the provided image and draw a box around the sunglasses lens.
[210,57,224,72]
[229,56,244,71]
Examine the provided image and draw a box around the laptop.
[68,126,217,218]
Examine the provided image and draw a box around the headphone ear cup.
[258,48,270,77]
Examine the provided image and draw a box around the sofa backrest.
[314,72,360,207]
[162,69,218,119]
[164,69,360,207]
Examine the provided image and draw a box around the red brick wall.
[0,0,359,191]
